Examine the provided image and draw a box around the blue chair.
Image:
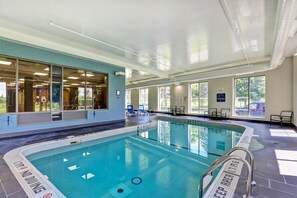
[126,105,136,117]
[138,105,148,116]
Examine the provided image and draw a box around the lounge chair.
[176,106,185,115]
[126,105,136,117]
[217,108,231,120]
[168,106,177,115]
[270,111,293,127]
[138,104,148,116]
[204,108,217,119]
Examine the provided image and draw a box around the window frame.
[139,88,149,110]
[158,86,171,111]
[233,75,265,118]
[189,81,208,114]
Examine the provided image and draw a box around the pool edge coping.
[4,117,253,198]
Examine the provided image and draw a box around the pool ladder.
[199,146,256,198]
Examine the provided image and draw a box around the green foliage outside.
[235,76,265,107]
[191,82,208,113]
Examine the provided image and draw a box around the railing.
[210,146,256,186]
[199,146,256,198]
[199,155,252,198]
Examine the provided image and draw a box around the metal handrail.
[199,155,252,198]
[210,146,256,186]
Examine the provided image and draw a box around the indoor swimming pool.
[24,119,243,198]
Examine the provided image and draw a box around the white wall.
[130,89,139,110]
[265,58,293,120]
[129,57,294,121]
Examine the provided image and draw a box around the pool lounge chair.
[168,106,177,115]
[176,106,185,115]
[270,111,293,127]
[217,108,231,120]
[126,105,137,117]
[204,108,217,119]
[138,105,149,116]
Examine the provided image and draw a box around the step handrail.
[199,155,252,198]
[210,146,256,185]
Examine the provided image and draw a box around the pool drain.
[117,188,124,193]
[131,177,142,185]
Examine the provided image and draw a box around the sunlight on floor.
[269,129,297,137]
[275,150,297,176]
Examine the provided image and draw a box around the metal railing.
[199,155,252,198]
[210,146,256,186]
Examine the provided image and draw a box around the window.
[63,68,86,110]
[0,57,16,113]
[139,88,149,110]
[18,60,50,112]
[125,90,131,108]
[159,86,170,111]
[234,76,265,117]
[190,82,208,113]
[86,72,108,109]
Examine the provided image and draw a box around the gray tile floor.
[0,115,297,198]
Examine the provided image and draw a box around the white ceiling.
[0,0,296,88]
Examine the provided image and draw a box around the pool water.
[28,120,243,198]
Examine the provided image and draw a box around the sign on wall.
[217,93,226,102]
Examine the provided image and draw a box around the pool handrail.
[210,146,256,186]
[199,155,252,198]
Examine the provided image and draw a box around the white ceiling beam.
[270,0,297,69]
[219,0,250,65]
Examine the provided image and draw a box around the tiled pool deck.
[0,115,297,198]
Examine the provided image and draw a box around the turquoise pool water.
[27,120,243,198]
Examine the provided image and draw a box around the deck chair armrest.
[270,114,280,118]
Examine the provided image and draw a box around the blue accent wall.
[0,39,125,134]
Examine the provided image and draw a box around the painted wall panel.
[0,39,125,134]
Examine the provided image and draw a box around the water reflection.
[138,50,151,66]
[138,120,242,158]
[156,43,171,71]
[187,34,209,64]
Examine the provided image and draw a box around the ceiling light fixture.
[0,60,12,65]
[44,68,49,71]
[67,76,79,80]
[33,72,48,76]
[81,73,94,77]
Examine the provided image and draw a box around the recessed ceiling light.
[67,77,79,80]
[33,72,48,76]
[0,60,12,65]
[63,80,68,82]
[81,73,94,77]
[71,83,80,86]
[19,78,25,81]
[44,68,49,71]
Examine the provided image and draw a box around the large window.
[86,71,107,109]
[159,86,170,111]
[125,90,131,108]
[0,57,16,113]
[234,76,265,117]
[139,88,149,110]
[190,82,208,113]
[63,68,85,110]
[18,60,50,112]
[63,68,108,110]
